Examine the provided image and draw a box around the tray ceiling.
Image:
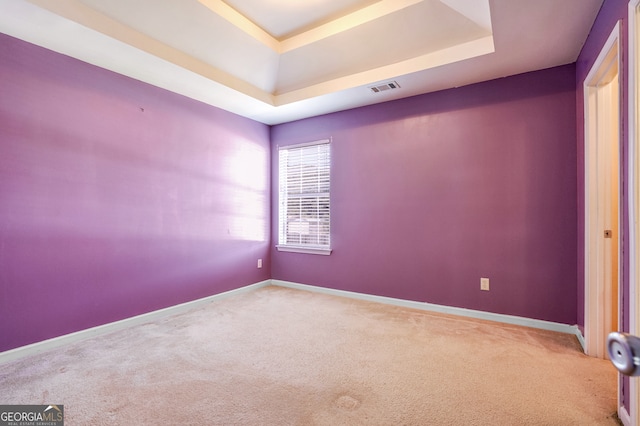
[0,0,603,124]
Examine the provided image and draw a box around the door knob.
[607,332,640,376]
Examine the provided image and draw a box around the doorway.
[584,22,621,360]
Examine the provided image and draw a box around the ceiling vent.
[369,81,401,93]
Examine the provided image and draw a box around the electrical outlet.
[480,278,490,291]
[257,259,262,269]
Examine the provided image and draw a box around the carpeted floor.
[0,286,619,425]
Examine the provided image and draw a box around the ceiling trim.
[197,0,424,54]
[195,0,494,55]
[25,0,275,104]
[278,0,423,53]
[23,0,494,107]
[275,35,495,105]
[1,0,604,125]
[196,0,280,52]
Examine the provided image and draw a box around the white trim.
[275,245,332,255]
[619,404,632,426]
[584,21,622,358]
[198,0,423,54]
[575,329,587,352]
[2,278,587,366]
[277,138,331,151]
[629,0,640,343]
[629,1,640,424]
[277,139,331,251]
[272,280,583,338]
[0,280,271,365]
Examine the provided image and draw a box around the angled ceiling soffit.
[23,0,494,107]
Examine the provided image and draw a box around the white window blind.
[278,140,331,254]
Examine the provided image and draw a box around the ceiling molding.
[197,0,490,56]
[278,0,424,53]
[197,0,280,52]
[275,35,495,105]
[0,0,605,125]
[23,0,494,106]
[26,0,275,104]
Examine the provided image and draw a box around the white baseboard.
[272,280,584,341]
[0,280,271,365]
[1,278,585,365]
[575,328,587,352]
[619,404,631,426]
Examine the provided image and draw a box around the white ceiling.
[0,0,604,125]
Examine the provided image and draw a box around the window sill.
[276,245,332,256]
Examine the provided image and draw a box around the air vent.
[369,81,401,93]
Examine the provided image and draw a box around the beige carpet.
[0,286,619,425]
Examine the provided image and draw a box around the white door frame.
[628,1,640,425]
[584,21,621,359]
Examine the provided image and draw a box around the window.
[277,140,331,255]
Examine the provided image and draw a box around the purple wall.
[0,34,271,352]
[0,2,618,359]
[575,0,631,412]
[271,65,578,325]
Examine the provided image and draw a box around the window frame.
[276,139,332,256]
